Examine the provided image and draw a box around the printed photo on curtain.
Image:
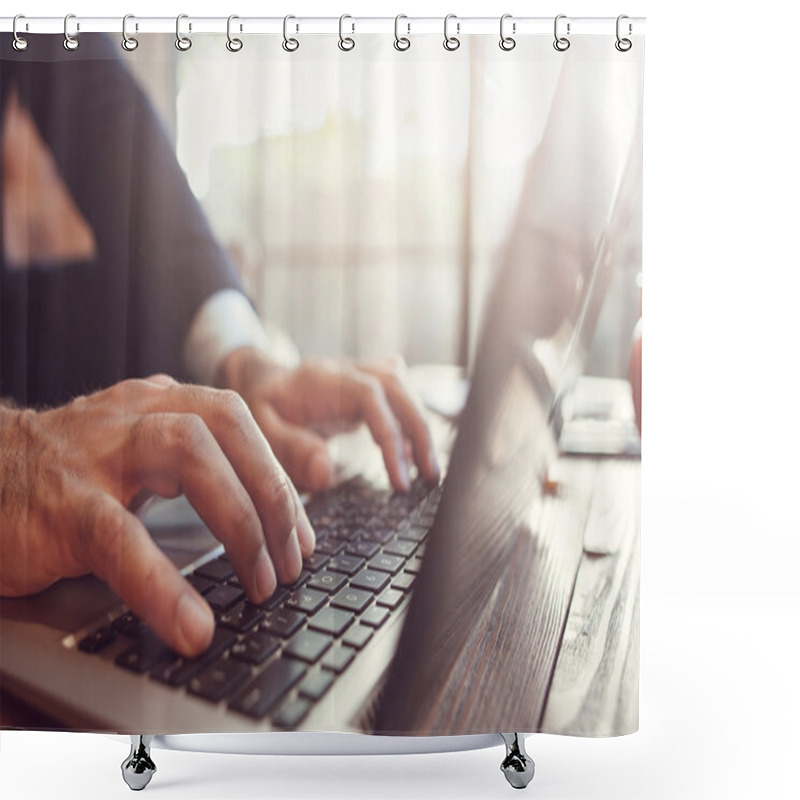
[0,21,643,745]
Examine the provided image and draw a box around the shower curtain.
[0,19,643,738]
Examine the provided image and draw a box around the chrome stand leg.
[121,735,156,791]
[500,733,535,789]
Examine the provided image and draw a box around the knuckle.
[265,467,294,517]
[171,413,209,454]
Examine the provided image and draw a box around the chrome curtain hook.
[282,15,299,52]
[499,14,516,51]
[443,14,460,51]
[553,14,570,52]
[175,13,192,51]
[122,14,139,51]
[615,14,632,51]
[12,14,28,51]
[338,14,355,51]
[63,13,79,51]
[227,15,243,52]
[394,14,410,51]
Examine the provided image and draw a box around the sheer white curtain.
[167,34,564,367]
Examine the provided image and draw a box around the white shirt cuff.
[183,289,300,386]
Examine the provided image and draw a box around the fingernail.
[177,592,213,654]
[284,526,302,581]
[254,546,276,602]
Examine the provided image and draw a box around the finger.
[80,491,214,657]
[344,370,411,491]
[144,374,179,388]
[361,366,440,483]
[254,402,334,495]
[128,412,277,603]
[143,385,310,584]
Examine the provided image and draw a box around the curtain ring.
[63,13,79,51]
[175,14,192,51]
[393,14,410,51]
[443,14,460,51]
[12,15,29,51]
[499,14,516,51]
[227,15,243,52]
[338,14,355,51]
[122,14,139,51]
[615,14,632,52]
[553,14,570,52]
[282,15,299,52]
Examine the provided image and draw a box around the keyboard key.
[188,658,251,703]
[350,569,390,593]
[345,540,380,559]
[195,558,235,583]
[298,669,335,701]
[404,557,424,575]
[205,584,245,613]
[330,588,373,614]
[230,660,306,720]
[367,554,405,575]
[112,611,145,638]
[303,553,331,573]
[307,570,347,594]
[315,537,347,556]
[285,588,327,615]
[149,628,237,687]
[261,609,305,638]
[383,539,418,558]
[273,696,312,728]
[376,588,404,610]
[115,632,173,674]
[327,554,366,576]
[186,574,216,595]
[218,601,265,633]
[307,606,354,637]
[359,606,390,629]
[342,624,373,650]
[78,625,117,654]
[284,570,311,591]
[261,586,290,612]
[391,572,415,592]
[230,631,280,665]
[284,630,333,664]
[321,644,356,674]
[397,525,428,543]
[361,528,395,545]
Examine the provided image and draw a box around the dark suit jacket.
[0,33,241,407]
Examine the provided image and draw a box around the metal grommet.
[615,14,632,52]
[394,14,410,51]
[338,14,355,51]
[63,13,79,51]
[175,13,192,51]
[553,14,570,52]
[499,13,516,51]
[12,15,28,51]
[227,15,243,52]
[443,14,460,51]
[282,15,299,52]
[122,14,139,51]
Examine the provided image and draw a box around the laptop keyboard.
[75,476,440,727]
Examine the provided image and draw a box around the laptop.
[0,49,642,736]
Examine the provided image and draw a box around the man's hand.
[218,348,441,493]
[0,377,314,658]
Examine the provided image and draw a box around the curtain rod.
[1,16,645,37]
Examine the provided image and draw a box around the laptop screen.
[375,50,643,734]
